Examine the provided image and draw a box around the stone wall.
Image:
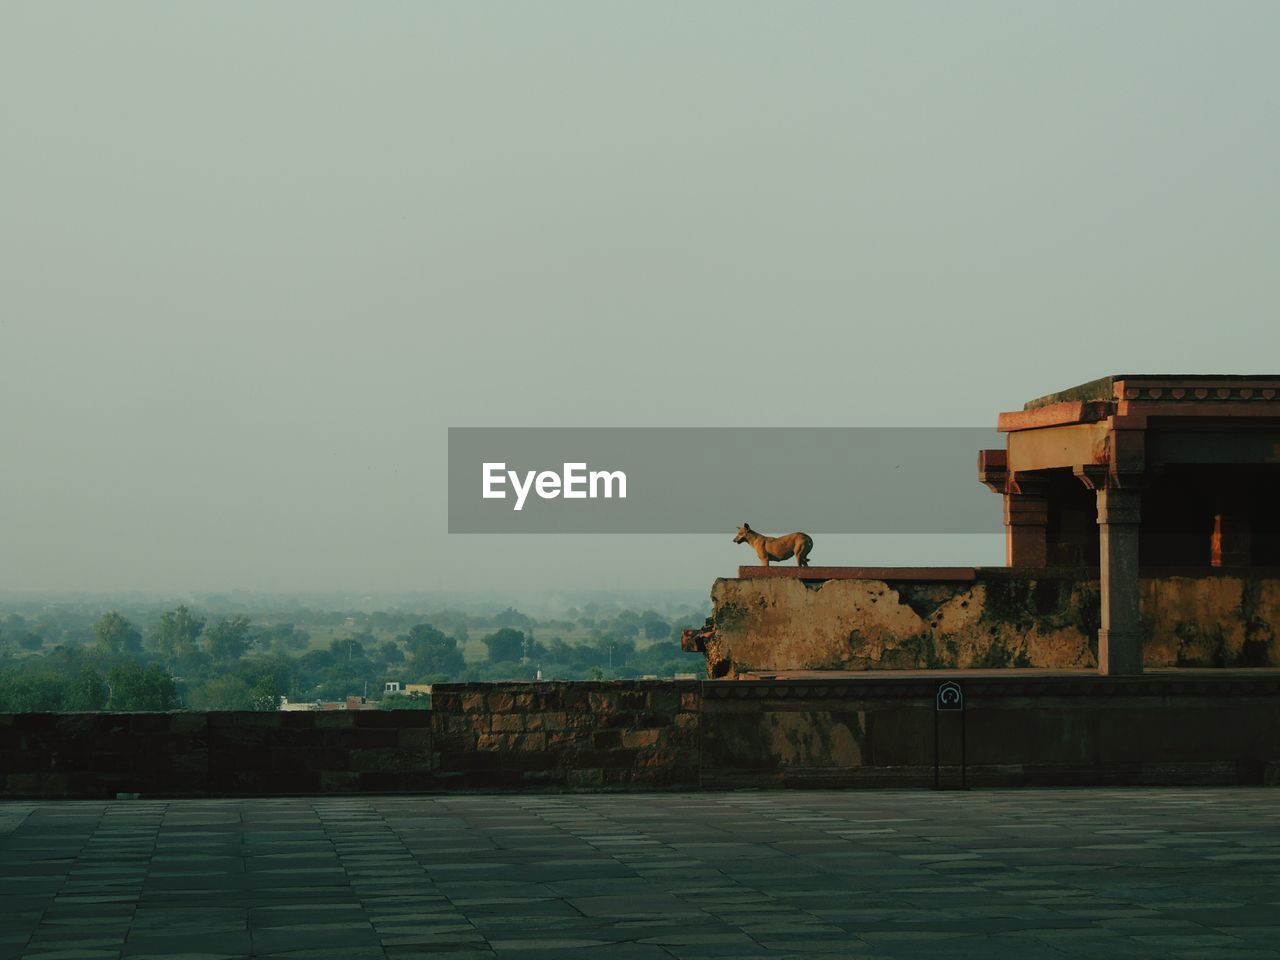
[698,674,1280,788]
[429,681,700,789]
[683,570,1280,677]
[0,712,210,798]
[3,675,1278,797]
[0,709,433,798]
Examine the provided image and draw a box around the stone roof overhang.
[983,375,1280,487]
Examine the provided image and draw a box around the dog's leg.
[797,536,812,567]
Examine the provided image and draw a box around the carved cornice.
[977,448,1008,493]
[1073,465,1143,492]
[1117,379,1280,403]
[1073,464,1108,491]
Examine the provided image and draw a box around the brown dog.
[733,523,813,567]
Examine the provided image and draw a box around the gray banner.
[449,428,1004,534]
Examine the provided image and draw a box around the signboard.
[936,681,964,712]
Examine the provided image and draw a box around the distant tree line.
[0,599,706,712]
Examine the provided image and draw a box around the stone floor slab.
[0,788,1277,959]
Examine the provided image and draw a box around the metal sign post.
[933,680,967,790]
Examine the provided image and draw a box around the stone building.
[684,375,1280,678]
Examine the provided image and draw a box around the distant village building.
[278,695,371,711]
[383,682,431,698]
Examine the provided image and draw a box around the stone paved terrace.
[1,789,1278,960]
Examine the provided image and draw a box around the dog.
[733,523,813,567]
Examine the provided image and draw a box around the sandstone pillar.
[1004,479,1049,567]
[1095,485,1143,675]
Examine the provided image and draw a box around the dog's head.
[732,522,752,544]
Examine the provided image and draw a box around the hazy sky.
[3,2,1279,595]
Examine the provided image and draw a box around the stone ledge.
[732,566,1280,582]
[708,670,1280,699]
[702,761,1260,789]
[998,401,1113,432]
[736,566,977,581]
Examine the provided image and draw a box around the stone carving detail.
[1122,380,1280,403]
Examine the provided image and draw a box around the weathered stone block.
[648,689,681,714]
[525,712,568,731]
[508,732,547,752]
[486,692,516,713]
[475,733,507,751]
[546,729,589,749]
[566,768,604,788]
[592,730,622,749]
[587,692,617,713]
[396,727,433,749]
[621,729,662,749]
[443,715,479,734]
[428,692,461,711]
[490,714,525,733]
[701,710,865,770]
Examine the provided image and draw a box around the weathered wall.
[1142,575,1280,666]
[0,683,699,797]
[3,675,1278,797]
[428,682,700,789]
[698,674,1280,788]
[683,572,1280,677]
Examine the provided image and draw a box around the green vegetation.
[0,595,708,712]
